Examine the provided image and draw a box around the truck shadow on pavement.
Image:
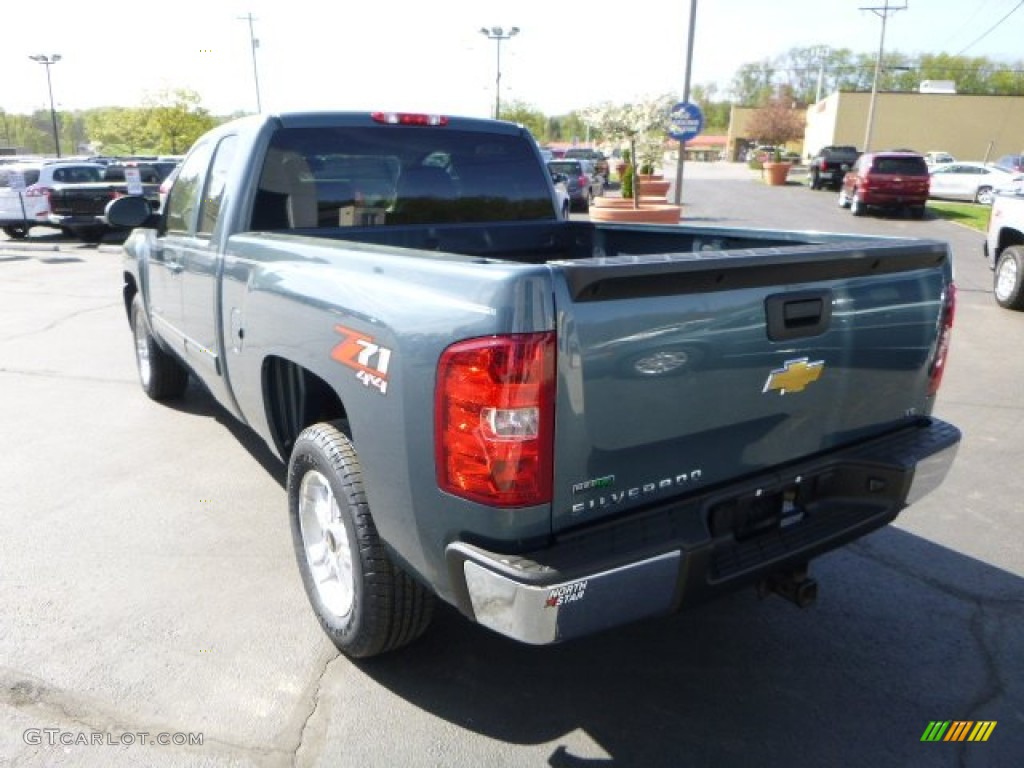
[162,379,287,488]
[354,528,1022,768]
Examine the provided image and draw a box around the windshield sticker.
[331,325,392,395]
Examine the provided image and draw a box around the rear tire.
[78,226,106,244]
[909,206,926,219]
[3,225,29,239]
[994,246,1024,310]
[130,294,189,400]
[288,421,435,658]
[850,193,865,216]
[975,186,994,205]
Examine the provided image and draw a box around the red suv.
[838,151,930,218]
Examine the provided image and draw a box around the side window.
[198,136,238,236]
[166,141,214,234]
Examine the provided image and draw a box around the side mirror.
[104,195,157,229]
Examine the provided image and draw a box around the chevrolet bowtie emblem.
[763,358,825,395]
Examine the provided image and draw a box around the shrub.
[621,164,634,198]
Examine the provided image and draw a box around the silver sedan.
[928,161,1023,204]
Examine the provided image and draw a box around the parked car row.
[808,145,1024,217]
[0,156,179,241]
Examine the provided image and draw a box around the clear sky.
[3,0,1022,118]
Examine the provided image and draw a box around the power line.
[955,0,1024,55]
[941,0,997,50]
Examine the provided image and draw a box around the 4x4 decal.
[331,325,392,395]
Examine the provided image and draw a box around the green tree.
[85,107,157,155]
[731,46,1024,104]
[500,100,547,140]
[689,84,730,133]
[145,88,217,154]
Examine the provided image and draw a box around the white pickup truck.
[984,190,1024,310]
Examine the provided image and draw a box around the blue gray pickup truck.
[110,111,961,657]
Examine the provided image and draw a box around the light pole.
[239,12,263,113]
[479,26,519,120]
[28,54,62,157]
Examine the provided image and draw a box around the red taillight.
[24,185,50,198]
[577,175,588,188]
[928,283,956,397]
[371,111,449,126]
[435,332,555,507]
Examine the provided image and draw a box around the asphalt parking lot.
[1,166,1021,768]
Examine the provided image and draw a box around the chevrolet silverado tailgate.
[547,236,952,533]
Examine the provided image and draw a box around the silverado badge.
[762,358,825,395]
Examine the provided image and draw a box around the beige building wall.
[806,92,1024,161]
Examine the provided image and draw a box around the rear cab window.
[250,125,555,230]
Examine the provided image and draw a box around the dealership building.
[728,90,1024,162]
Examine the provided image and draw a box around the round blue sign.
[668,101,704,142]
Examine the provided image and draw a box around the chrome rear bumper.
[447,418,960,645]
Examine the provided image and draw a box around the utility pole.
[814,45,829,103]
[673,0,698,206]
[239,12,263,113]
[861,1,907,152]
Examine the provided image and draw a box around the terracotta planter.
[636,173,663,181]
[592,196,668,208]
[589,203,682,224]
[637,179,671,198]
[763,162,792,186]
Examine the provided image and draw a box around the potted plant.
[763,148,791,186]
[581,95,681,222]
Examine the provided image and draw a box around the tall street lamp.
[29,54,62,157]
[479,26,519,120]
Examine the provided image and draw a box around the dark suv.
[547,159,604,211]
[838,151,930,218]
[562,148,609,182]
[808,145,860,190]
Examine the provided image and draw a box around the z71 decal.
[331,325,392,395]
